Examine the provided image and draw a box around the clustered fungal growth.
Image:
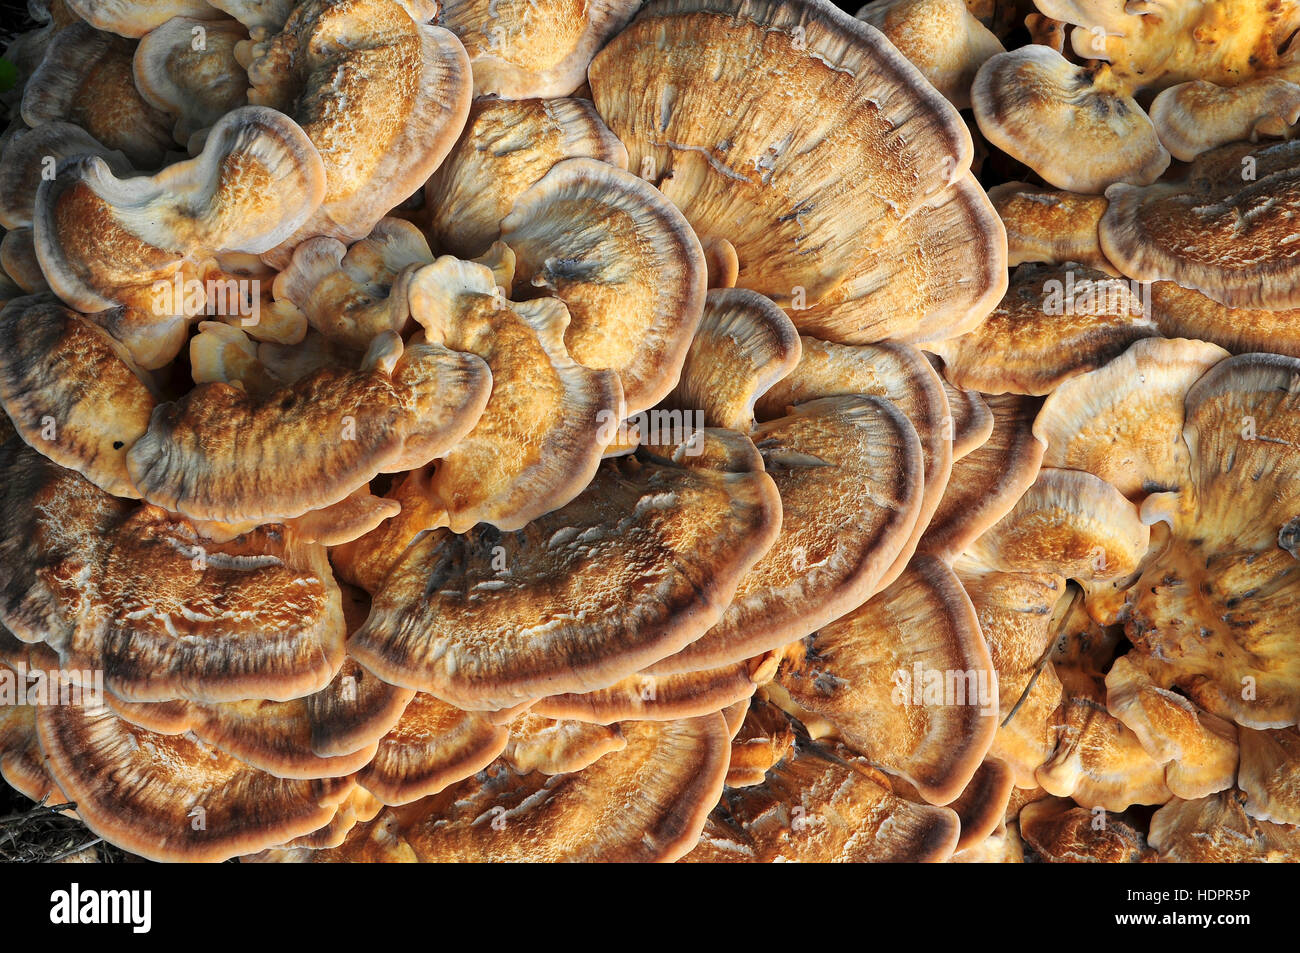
[0,0,1297,864]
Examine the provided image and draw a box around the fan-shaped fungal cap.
[34,105,325,314]
[403,713,729,862]
[927,263,1157,396]
[0,435,130,648]
[107,688,381,781]
[407,255,620,532]
[126,331,490,524]
[305,652,415,759]
[777,554,996,805]
[299,713,730,862]
[426,97,628,259]
[1150,281,1300,360]
[756,338,951,584]
[349,429,781,711]
[1238,727,1300,825]
[1149,790,1300,862]
[1100,139,1300,311]
[987,182,1117,275]
[1035,697,1172,811]
[244,0,472,257]
[686,729,961,863]
[57,513,347,703]
[357,693,509,805]
[663,288,801,434]
[920,393,1044,563]
[133,16,250,146]
[38,702,354,862]
[275,787,385,852]
[64,0,225,38]
[648,395,924,675]
[532,657,764,725]
[0,122,131,230]
[208,0,296,30]
[1019,798,1154,863]
[435,0,641,99]
[964,467,1150,582]
[589,0,1003,342]
[500,157,706,416]
[21,21,176,168]
[0,295,156,498]
[973,46,1169,194]
[1151,77,1300,162]
[1105,654,1238,801]
[1035,337,1230,499]
[1125,352,1300,728]
[499,714,625,775]
[857,0,1005,110]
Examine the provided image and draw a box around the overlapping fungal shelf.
[0,0,1298,863]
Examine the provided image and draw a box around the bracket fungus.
[1100,139,1300,311]
[34,104,326,314]
[973,46,1170,194]
[2,0,1298,866]
[588,0,1005,343]
[244,0,472,257]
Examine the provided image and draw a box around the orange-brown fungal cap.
[133,16,250,146]
[349,429,781,711]
[357,692,509,805]
[756,338,952,584]
[64,0,225,38]
[33,105,326,314]
[1019,797,1155,863]
[0,122,131,230]
[21,21,175,167]
[37,701,354,862]
[920,393,1044,564]
[973,47,1169,195]
[685,730,961,863]
[500,157,707,416]
[927,263,1157,396]
[245,0,472,257]
[1105,653,1239,801]
[987,181,1117,275]
[589,0,1003,342]
[1034,337,1230,499]
[647,395,924,675]
[499,713,626,775]
[426,97,628,259]
[303,713,730,862]
[126,331,491,525]
[435,0,642,99]
[1148,790,1300,862]
[777,554,997,805]
[663,288,801,434]
[857,0,1005,110]
[59,514,347,704]
[531,657,762,725]
[1124,352,1300,729]
[0,295,156,498]
[1100,140,1300,311]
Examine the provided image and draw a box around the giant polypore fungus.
[3,0,1299,866]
